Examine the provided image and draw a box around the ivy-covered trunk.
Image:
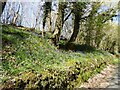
[42,2,52,37]
[52,2,66,45]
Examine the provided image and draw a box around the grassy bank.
[1,25,119,89]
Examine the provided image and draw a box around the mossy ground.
[0,25,119,89]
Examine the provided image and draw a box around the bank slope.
[1,25,118,89]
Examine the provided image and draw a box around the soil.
[80,64,119,89]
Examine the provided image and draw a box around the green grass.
[1,25,119,89]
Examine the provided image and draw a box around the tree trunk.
[69,13,80,42]
[47,12,51,32]
[68,2,85,43]
[2,2,6,12]
[42,2,51,37]
[0,2,6,15]
[12,4,20,25]
[52,2,66,45]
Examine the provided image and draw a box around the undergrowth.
[1,25,119,89]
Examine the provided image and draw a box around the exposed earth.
[80,64,119,89]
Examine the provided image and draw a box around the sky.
[1,0,119,29]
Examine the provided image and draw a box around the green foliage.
[1,25,118,89]
[76,2,118,54]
